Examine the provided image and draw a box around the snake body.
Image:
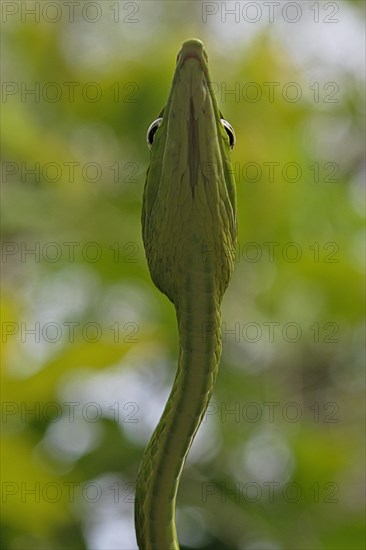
[135,39,237,549]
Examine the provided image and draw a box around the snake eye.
[147,118,163,150]
[221,119,236,149]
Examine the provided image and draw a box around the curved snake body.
[135,39,237,549]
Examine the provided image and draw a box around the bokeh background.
[1,1,365,549]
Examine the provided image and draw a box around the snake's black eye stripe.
[220,119,236,149]
[147,118,163,149]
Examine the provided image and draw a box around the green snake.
[135,39,237,549]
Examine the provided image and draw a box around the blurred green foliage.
[1,2,365,549]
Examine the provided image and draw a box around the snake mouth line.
[182,54,201,63]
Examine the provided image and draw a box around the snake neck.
[134,273,222,550]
